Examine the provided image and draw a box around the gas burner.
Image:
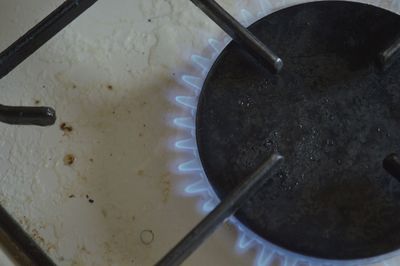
[196,0,400,261]
[3,0,400,265]
[167,0,400,263]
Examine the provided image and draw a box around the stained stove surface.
[0,0,400,266]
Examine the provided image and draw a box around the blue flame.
[173,117,195,130]
[171,2,400,266]
[181,75,203,91]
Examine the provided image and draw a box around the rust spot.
[32,229,45,246]
[107,85,113,90]
[137,170,144,176]
[60,122,73,134]
[64,154,75,165]
[161,173,171,203]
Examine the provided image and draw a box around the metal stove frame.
[2,0,399,265]
[0,0,280,265]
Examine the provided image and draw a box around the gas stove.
[1,0,400,265]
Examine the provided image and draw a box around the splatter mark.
[140,230,154,245]
[64,154,75,165]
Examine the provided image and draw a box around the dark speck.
[69,194,75,198]
[147,19,152,22]
[107,85,113,90]
[60,122,73,133]
[86,194,94,203]
[63,154,75,165]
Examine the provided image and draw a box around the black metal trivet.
[0,0,283,264]
[4,0,400,265]
[0,0,97,265]
[197,1,400,260]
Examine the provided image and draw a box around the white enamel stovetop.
[0,0,399,266]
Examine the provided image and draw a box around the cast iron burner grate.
[196,1,400,260]
[0,1,97,265]
[3,0,400,265]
